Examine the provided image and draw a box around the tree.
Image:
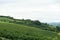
[33,20,41,25]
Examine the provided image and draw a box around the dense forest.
[0,16,60,40]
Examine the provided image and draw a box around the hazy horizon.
[0,0,60,23]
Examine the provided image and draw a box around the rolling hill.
[0,16,59,40]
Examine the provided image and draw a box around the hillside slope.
[0,22,59,40]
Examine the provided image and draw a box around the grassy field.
[0,22,59,40]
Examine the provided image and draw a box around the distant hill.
[48,22,60,26]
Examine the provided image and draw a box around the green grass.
[0,22,59,40]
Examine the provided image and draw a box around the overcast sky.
[0,0,60,23]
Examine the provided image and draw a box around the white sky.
[0,0,60,23]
